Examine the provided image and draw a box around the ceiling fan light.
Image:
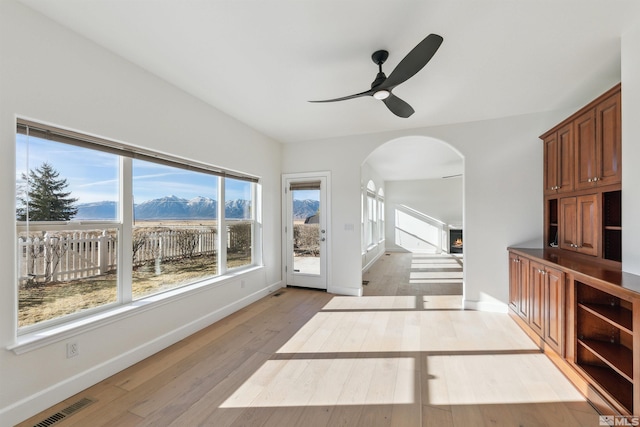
[373,90,390,100]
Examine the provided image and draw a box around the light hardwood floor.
[18,252,601,426]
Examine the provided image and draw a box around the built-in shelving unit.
[576,281,633,413]
[510,84,631,416]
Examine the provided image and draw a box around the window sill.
[8,265,264,355]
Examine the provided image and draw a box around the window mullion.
[120,157,133,303]
[218,177,227,275]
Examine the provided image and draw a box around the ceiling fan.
[309,34,443,118]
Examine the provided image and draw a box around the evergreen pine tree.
[16,162,78,221]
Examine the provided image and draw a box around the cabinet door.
[545,266,564,355]
[574,109,597,190]
[529,261,546,337]
[596,91,621,186]
[509,252,519,311]
[577,194,599,256]
[543,124,573,195]
[557,123,574,193]
[559,197,577,251]
[543,133,558,195]
[517,257,530,321]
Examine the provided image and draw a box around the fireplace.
[449,229,463,254]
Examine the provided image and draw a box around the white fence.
[18,227,222,286]
[133,228,217,265]
[18,230,117,285]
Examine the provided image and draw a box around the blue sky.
[16,134,253,204]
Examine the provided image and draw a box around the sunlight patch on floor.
[276,308,539,354]
[220,357,415,408]
[426,353,586,405]
[322,295,417,310]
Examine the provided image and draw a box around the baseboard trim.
[362,249,385,273]
[328,284,363,297]
[2,280,284,426]
[464,299,509,313]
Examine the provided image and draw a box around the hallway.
[363,252,463,299]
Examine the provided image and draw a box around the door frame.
[282,171,331,289]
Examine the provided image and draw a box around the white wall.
[385,177,463,253]
[622,20,640,275]
[0,1,282,424]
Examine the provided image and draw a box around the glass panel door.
[285,175,327,289]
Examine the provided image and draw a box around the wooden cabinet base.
[508,247,640,416]
[509,309,623,416]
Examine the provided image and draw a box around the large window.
[16,120,258,331]
[366,181,377,247]
[225,177,254,270]
[378,188,385,243]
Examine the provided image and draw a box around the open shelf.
[576,363,633,414]
[578,302,633,334]
[576,281,634,414]
[578,339,633,381]
[547,198,559,247]
[603,190,622,262]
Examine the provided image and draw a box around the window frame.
[366,181,377,248]
[377,188,385,244]
[15,118,262,338]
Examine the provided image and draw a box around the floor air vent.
[33,397,94,427]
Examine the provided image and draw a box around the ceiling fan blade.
[383,94,414,118]
[308,89,373,103]
[381,34,443,90]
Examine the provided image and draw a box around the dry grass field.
[18,252,250,327]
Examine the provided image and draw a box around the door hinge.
[285,265,287,272]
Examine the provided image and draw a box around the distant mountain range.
[75,196,319,220]
[293,199,320,220]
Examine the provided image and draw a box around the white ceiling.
[17,0,640,179]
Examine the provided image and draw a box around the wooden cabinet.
[597,92,622,186]
[530,259,566,356]
[544,123,574,195]
[513,256,565,355]
[541,84,621,264]
[513,81,628,417]
[544,265,564,355]
[574,90,622,190]
[559,194,599,256]
[508,248,640,416]
[509,252,529,321]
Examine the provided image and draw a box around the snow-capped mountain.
[75,196,253,220]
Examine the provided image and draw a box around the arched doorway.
[361,136,464,301]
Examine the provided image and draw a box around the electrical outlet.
[240,280,245,288]
[67,342,79,358]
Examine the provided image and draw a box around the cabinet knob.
[594,177,599,182]
[588,178,592,183]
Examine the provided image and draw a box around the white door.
[283,173,329,290]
